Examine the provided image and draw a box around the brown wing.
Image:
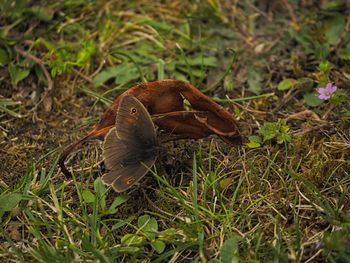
[115,95,156,148]
[102,95,157,192]
[103,127,134,171]
[102,158,156,192]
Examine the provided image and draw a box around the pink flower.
[318,83,337,100]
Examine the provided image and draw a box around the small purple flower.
[318,83,337,100]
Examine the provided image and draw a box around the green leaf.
[94,177,106,210]
[318,60,333,74]
[288,25,313,53]
[278,78,296,91]
[133,42,160,62]
[138,214,150,228]
[277,133,292,144]
[82,190,95,203]
[277,121,292,144]
[339,49,350,61]
[0,48,10,65]
[158,228,178,240]
[259,122,279,141]
[94,177,106,195]
[296,77,314,92]
[224,75,234,92]
[1,0,27,19]
[114,64,141,84]
[247,67,262,94]
[115,246,141,253]
[314,42,330,61]
[321,0,344,10]
[330,89,347,106]
[107,195,129,214]
[29,6,54,21]
[138,215,158,232]
[151,240,166,254]
[8,64,30,85]
[251,120,291,146]
[280,125,290,134]
[250,135,261,143]
[138,214,158,240]
[324,16,345,45]
[219,178,234,189]
[93,63,139,87]
[178,56,218,67]
[158,59,165,80]
[0,193,23,218]
[247,141,260,148]
[141,19,174,32]
[338,47,350,61]
[121,234,144,246]
[247,135,262,148]
[173,71,188,82]
[76,41,96,67]
[93,66,119,87]
[220,236,240,263]
[304,92,323,107]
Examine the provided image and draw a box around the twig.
[213,92,274,103]
[292,124,329,136]
[322,105,335,120]
[91,59,106,78]
[281,0,299,28]
[14,46,53,91]
[286,110,321,121]
[14,46,53,113]
[231,102,268,114]
[270,89,300,114]
[151,110,208,120]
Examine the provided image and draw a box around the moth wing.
[102,127,136,171]
[102,95,158,193]
[115,95,156,146]
[102,158,156,192]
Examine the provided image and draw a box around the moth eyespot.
[126,178,135,185]
[130,107,137,114]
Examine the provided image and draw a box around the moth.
[102,95,158,192]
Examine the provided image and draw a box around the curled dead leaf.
[59,79,241,177]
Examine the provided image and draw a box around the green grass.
[2,140,349,262]
[1,0,350,262]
